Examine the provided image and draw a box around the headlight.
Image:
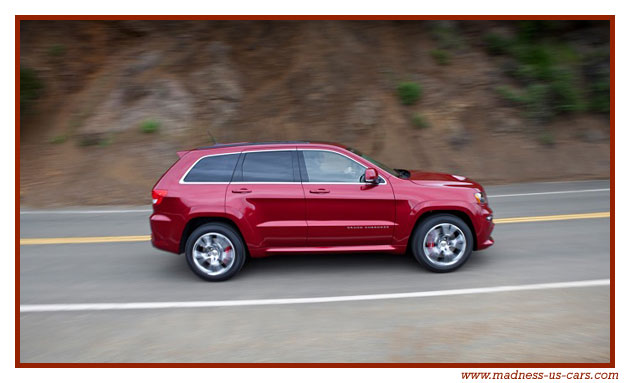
[474,191,487,204]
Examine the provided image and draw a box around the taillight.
[152,189,168,205]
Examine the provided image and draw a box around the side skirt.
[252,245,406,257]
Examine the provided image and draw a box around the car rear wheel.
[411,214,473,272]
[185,223,246,281]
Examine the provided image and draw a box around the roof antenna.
[206,128,218,145]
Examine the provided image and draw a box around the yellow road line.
[494,211,609,224]
[20,235,150,245]
[19,212,610,246]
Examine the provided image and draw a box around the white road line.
[488,188,610,198]
[20,279,609,313]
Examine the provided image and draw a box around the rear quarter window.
[183,153,240,183]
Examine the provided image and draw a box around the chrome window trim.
[179,152,242,184]
[178,147,387,185]
[299,148,387,185]
[179,149,297,184]
[239,149,298,183]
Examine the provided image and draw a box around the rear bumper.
[150,213,180,254]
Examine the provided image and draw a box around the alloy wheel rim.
[192,232,236,276]
[422,223,467,267]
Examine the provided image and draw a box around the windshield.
[346,147,403,178]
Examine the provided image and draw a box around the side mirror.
[364,168,379,184]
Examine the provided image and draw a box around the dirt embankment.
[19,21,610,206]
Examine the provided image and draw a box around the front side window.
[183,153,239,182]
[302,150,365,183]
[241,151,295,182]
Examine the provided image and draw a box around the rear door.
[225,149,307,250]
[299,149,396,246]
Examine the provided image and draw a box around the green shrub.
[523,83,552,121]
[428,21,463,50]
[483,24,601,121]
[20,67,43,113]
[140,119,160,134]
[497,85,525,105]
[431,49,450,65]
[49,134,68,144]
[589,80,610,113]
[396,82,422,105]
[501,70,585,117]
[484,33,511,55]
[510,64,539,82]
[99,136,113,147]
[48,44,66,57]
[549,68,585,112]
[497,84,553,122]
[517,20,553,42]
[78,134,114,147]
[539,130,555,146]
[512,43,555,80]
[411,113,429,129]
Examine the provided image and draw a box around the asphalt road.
[19,180,611,363]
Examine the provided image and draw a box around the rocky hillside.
[19,20,610,206]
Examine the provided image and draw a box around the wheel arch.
[179,216,247,254]
[410,209,477,251]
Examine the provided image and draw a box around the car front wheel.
[184,223,246,281]
[411,214,474,272]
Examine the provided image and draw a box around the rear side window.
[183,153,239,183]
[241,151,295,182]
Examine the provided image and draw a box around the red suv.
[151,141,494,281]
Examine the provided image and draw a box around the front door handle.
[232,188,252,194]
[309,188,330,194]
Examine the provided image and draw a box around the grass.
[431,49,451,65]
[396,82,422,105]
[411,113,430,129]
[140,119,160,134]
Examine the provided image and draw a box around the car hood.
[406,171,482,190]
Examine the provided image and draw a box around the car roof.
[195,141,348,151]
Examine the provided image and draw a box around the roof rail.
[197,141,309,150]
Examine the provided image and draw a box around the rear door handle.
[232,188,252,194]
[309,188,330,194]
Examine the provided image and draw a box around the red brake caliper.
[222,246,233,265]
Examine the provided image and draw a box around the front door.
[299,149,396,247]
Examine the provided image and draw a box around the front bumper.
[475,206,495,250]
[477,236,495,250]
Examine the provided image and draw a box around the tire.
[411,214,474,273]
[184,223,246,281]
